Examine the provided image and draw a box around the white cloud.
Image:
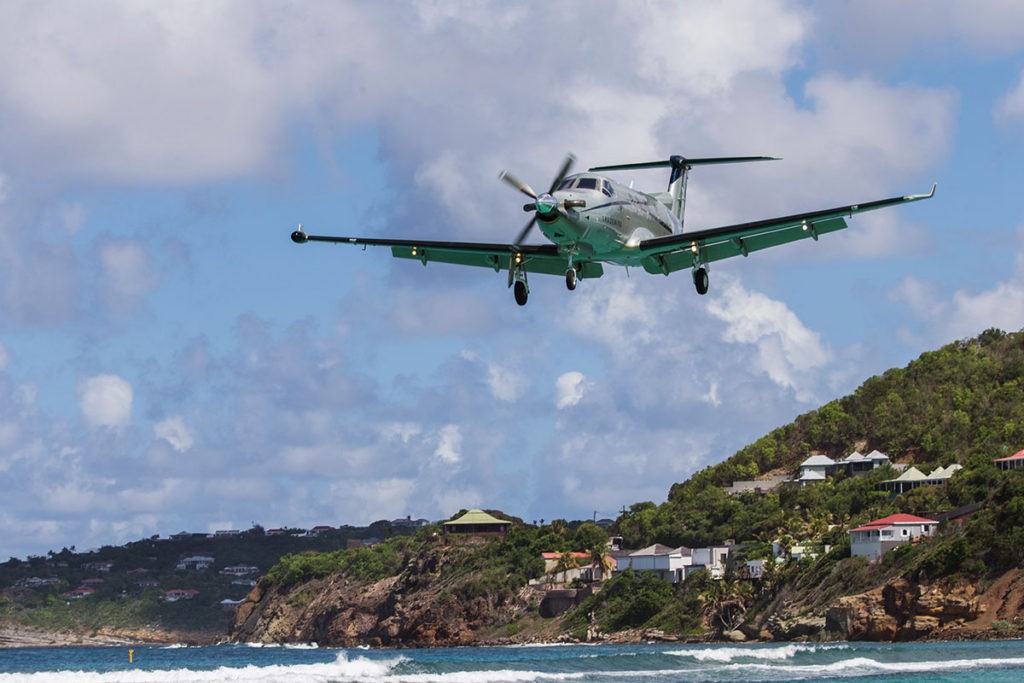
[153,416,193,453]
[555,371,589,409]
[434,424,462,464]
[630,1,806,96]
[894,272,1024,343]
[706,279,832,401]
[486,363,528,403]
[78,374,133,428]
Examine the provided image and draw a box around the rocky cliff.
[229,544,547,647]
[823,577,984,640]
[755,570,1024,642]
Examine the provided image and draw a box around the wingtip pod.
[291,224,308,244]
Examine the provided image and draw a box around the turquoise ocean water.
[2,639,1024,682]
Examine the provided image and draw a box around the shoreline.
[0,623,220,649]
[4,620,1018,650]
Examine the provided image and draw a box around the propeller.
[499,154,575,245]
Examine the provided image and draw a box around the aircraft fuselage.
[536,173,678,267]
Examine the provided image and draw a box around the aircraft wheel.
[565,268,577,291]
[693,267,709,295]
[514,280,529,306]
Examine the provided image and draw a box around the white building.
[614,543,735,582]
[849,514,938,562]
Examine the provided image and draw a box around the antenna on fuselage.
[590,155,778,231]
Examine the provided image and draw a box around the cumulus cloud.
[707,279,832,400]
[893,271,1024,343]
[153,416,194,452]
[486,363,528,403]
[434,424,462,464]
[555,371,590,409]
[78,374,133,428]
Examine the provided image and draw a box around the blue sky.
[2,1,1024,559]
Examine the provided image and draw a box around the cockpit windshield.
[557,176,613,197]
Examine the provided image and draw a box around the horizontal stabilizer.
[589,155,779,173]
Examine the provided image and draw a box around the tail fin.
[590,155,778,230]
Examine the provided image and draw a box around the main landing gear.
[693,266,709,295]
[514,279,529,306]
[565,267,577,291]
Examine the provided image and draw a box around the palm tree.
[548,550,581,587]
[702,578,753,633]
[589,545,615,582]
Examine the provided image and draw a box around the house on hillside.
[880,464,962,494]
[615,543,734,582]
[616,544,694,583]
[442,509,510,539]
[797,454,837,483]
[176,555,214,571]
[724,474,791,495]
[691,545,733,579]
[849,513,938,562]
[798,450,891,485]
[392,516,430,530]
[537,551,610,585]
[220,564,259,576]
[995,449,1024,471]
[163,588,199,602]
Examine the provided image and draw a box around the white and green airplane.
[291,154,935,305]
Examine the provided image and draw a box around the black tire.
[693,267,709,295]
[565,268,577,291]
[514,280,529,306]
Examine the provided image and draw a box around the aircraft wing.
[635,184,936,276]
[290,231,605,279]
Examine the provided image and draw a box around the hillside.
[0,521,419,645]
[232,328,1024,646]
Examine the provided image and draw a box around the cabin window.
[576,177,598,190]
[557,179,576,191]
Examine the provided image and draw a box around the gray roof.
[801,454,835,467]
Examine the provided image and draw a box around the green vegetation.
[0,521,423,637]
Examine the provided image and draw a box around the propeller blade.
[513,215,538,246]
[547,154,576,194]
[499,170,538,200]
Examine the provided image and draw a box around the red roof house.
[995,449,1024,471]
[850,514,938,562]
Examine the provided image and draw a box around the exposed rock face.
[229,545,543,647]
[825,577,984,641]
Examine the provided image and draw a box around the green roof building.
[442,509,510,537]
